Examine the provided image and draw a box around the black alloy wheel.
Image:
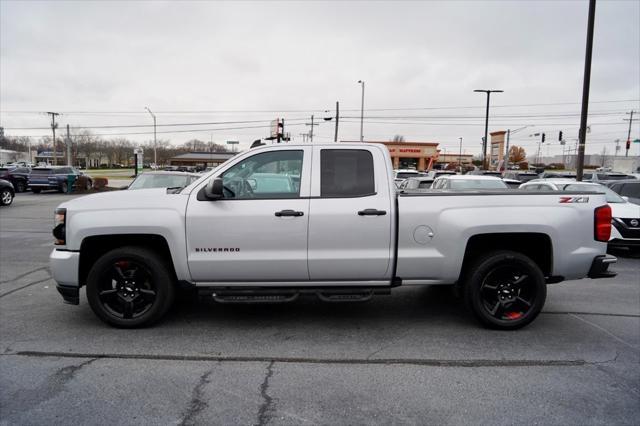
[59,182,68,193]
[465,250,546,330]
[87,247,175,328]
[0,189,13,206]
[15,181,26,193]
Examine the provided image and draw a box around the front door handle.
[275,209,304,217]
[358,209,387,216]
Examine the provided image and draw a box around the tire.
[0,189,13,206]
[464,250,546,330]
[15,181,26,193]
[85,179,92,190]
[86,246,175,328]
[59,182,68,193]
[31,188,41,194]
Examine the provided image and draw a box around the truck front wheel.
[86,247,175,328]
[464,250,546,330]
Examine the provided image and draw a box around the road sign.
[634,139,640,143]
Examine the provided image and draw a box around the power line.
[1,99,637,115]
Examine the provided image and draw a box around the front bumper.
[50,249,80,287]
[587,254,617,279]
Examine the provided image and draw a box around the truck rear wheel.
[86,246,175,328]
[464,250,546,330]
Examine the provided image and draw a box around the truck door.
[307,147,393,281]
[186,147,311,282]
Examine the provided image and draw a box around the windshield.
[449,179,508,190]
[396,172,420,179]
[128,173,197,190]
[561,183,626,203]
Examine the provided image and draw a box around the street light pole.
[474,89,503,169]
[145,107,157,166]
[458,137,463,173]
[358,80,365,142]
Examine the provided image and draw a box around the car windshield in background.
[30,169,52,175]
[562,183,626,203]
[396,172,420,179]
[449,179,508,190]
[128,174,197,190]
[517,174,539,182]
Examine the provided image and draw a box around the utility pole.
[615,139,620,157]
[145,107,157,166]
[458,137,463,173]
[504,129,511,171]
[576,0,596,181]
[66,124,72,166]
[474,89,503,169]
[47,112,60,165]
[358,80,365,142]
[624,110,636,157]
[299,133,308,143]
[305,115,318,142]
[334,101,340,142]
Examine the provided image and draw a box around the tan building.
[436,153,474,166]
[343,141,440,170]
[489,131,507,170]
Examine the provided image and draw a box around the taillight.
[53,208,66,245]
[594,205,612,242]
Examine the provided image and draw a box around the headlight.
[53,208,66,245]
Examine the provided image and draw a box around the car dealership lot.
[1,193,639,425]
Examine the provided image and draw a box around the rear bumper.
[608,238,640,248]
[588,255,617,279]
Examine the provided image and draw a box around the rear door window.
[320,149,375,197]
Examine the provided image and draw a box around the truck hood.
[610,201,640,219]
[58,188,189,212]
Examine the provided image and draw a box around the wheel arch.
[79,234,178,287]
[459,233,553,283]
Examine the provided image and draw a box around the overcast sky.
[1,0,639,158]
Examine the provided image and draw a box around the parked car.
[127,171,201,190]
[520,179,639,251]
[466,170,503,177]
[582,171,637,183]
[538,171,577,179]
[50,143,616,330]
[28,166,92,193]
[0,166,30,192]
[603,180,640,205]
[431,175,509,190]
[424,170,456,179]
[397,176,435,191]
[502,171,539,184]
[0,179,15,206]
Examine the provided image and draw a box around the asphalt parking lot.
[1,192,639,425]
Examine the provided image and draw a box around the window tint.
[622,183,640,198]
[222,150,303,199]
[320,149,375,197]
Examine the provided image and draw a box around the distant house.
[169,152,237,168]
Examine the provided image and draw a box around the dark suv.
[0,166,30,192]
[28,166,92,193]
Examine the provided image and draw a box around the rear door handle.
[358,209,387,216]
[275,209,304,217]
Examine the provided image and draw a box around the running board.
[316,290,374,303]
[212,292,299,304]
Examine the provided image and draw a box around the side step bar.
[201,287,391,304]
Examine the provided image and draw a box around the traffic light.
[558,131,563,141]
[627,140,631,150]
[541,133,546,143]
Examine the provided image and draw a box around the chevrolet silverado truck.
[50,143,617,329]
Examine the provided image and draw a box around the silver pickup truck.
[50,143,616,329]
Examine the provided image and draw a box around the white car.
[432,175,509,190]
[520,179,640,251]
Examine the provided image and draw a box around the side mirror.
[204,178,224,200]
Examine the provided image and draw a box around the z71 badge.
[559,196,589,203]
